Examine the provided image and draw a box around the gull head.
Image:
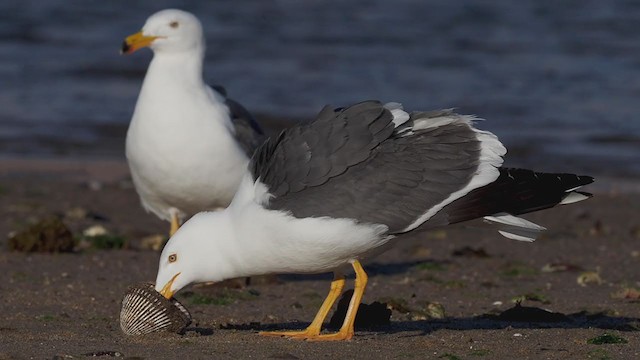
[121,9,204,55]
[155,211,233,299]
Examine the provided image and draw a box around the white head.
[155,211,237,299]
[121,9,204,55]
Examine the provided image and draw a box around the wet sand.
[0,158,638,359]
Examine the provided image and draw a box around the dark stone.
[328,289,391,330]
[495,303,570,323]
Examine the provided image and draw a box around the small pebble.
[87,180,103,191]
[577,271,603,287]
[65,207,88,220]
[425,302,445,319]
[83,225,108,237]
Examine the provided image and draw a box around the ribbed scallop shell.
[120,282,191,336]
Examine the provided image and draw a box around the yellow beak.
[121,31,159,54]
[159,272,180,299]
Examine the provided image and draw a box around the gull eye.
[169,21,179,29]
[168,254,177,263]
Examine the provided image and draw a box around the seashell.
[120,282,191,336]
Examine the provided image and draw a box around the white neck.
[181,205,281,283]
[189,209,260,282]
[144,48,206,90]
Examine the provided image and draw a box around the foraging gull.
[121,9,263,235]
[154,101,593,340]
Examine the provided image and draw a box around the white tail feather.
[561,191,590,205]
[498,230,536,242]
[484,213,546,230]
[484,213,546,242]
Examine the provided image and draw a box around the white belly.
[233,204,395,276]
[126,96,248,222]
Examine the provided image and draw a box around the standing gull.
[121,9,263,236]
[154,101,593,341]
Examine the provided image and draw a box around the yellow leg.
[259,274,346,339]
[307,260,368,341]
[169,212,180,237]
[260,260,368,341]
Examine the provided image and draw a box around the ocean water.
[1,0,639,178]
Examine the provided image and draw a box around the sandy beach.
[0,156,638,359]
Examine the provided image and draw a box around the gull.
[121,9,264,236]
[154,101,593,340]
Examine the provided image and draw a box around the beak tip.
[158,272,181,299]
[120,41,131,55]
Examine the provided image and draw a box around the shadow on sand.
[186,306,639,337]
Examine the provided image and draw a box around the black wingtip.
[581,175,595,185]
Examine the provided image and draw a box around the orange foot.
[259,329,353,341]
[259,329,319,340]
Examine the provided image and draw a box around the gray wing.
[250,101,486,234]
[211,85,265,156]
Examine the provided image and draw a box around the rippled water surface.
[1,0,639,178]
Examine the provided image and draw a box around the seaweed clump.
[7,217,75,252]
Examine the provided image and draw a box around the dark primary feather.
[423,168,594,228]
[211,85,265,156]
[250,101,486,233]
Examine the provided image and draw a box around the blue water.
[1,0,639,178]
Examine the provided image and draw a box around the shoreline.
[0,155,130,183]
